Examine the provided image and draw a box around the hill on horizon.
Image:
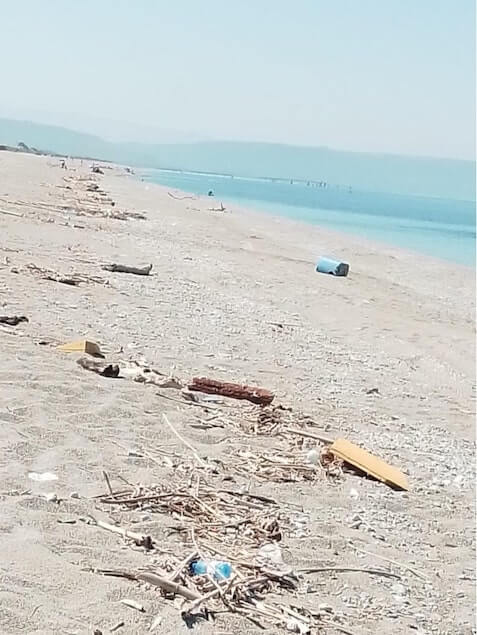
[0,117,474,201]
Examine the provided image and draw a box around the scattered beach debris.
[189,377,274,406]
[256,542,293,576]
[208,202,226,212]
[0,315,28,326]
[102,263,153,276]
[42,492,59,503]
[57,339,104,358]
[181,389,223,404]
[78,464,360,634]
[315,257,349,277]
[121,362,183,388]
[77,356,120,378]
[366,387,380,395]
[25,263,106,286]
[329,438,409,490]
[190,558,232,580]
[224,444,338,483]
[28,471,58,482]
[74,355,182,387]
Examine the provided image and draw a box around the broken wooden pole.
[102,263,152,276]
[188,377,274,406]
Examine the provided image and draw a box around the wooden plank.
[57,339,103,357]
[330,438,409,491]
[189,377,274,406]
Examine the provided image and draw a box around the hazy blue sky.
[0,0,475,158]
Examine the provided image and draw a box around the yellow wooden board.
[330,438,409,491]
[57,339,102,357]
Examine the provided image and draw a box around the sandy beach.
[0,151,475,634]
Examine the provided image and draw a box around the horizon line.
[0,115,474,164]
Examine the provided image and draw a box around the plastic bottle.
[190,559,232,580]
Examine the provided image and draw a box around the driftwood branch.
[0,315,28,326]
[167,192,196,200]
[102,263,152,276]
[189,377,274,406]
[162,413,208,467]
[77,356,120,378]
[44,274,81,286]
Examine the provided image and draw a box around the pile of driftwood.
[0,172,146,224]
[97,478,286,547]
[224,445,342,483]
[85,468,328,633]
[81,421,391,633]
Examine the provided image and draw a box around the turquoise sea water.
[143,169,476,266]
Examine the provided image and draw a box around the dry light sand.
[0,151,475,634]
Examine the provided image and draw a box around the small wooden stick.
[354,546,429,581]
[162,414,207,468]
[0,208,23,217]
[299,566,400,579]
[137,572,201,601]
[102,470,114,497]
[285,426,334,444]
[120,599,144,612]
[88,517,153,549]
[187,574,238,612]
[318,619,357,635]
[156,390,213,410]
[170,550,198,582]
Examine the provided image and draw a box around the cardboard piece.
[57,339,103,358]
[330,438,409,491]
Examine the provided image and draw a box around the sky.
[0,0,475,159]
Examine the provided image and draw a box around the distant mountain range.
[0,117,474,200]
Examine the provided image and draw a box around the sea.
[142,169,476,266]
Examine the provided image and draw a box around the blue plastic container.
[316,257,349,277]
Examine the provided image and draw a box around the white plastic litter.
[28,471,58,482]
[306,449,319,465]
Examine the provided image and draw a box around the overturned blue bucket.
[316,257,349,277]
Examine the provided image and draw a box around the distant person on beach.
[208,189,214,196]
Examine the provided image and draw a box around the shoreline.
[140,169,476,268]
[0,151,474,634]
[140,171,475,272]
